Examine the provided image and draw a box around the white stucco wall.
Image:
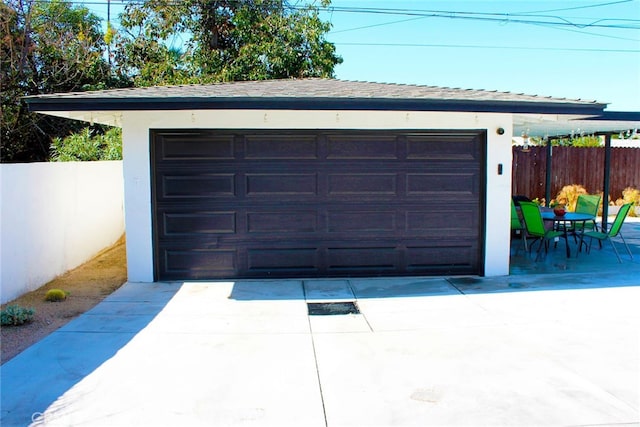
[121,110,513,281]
[0,161,125,304]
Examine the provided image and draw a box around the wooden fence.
[512,146,640,204]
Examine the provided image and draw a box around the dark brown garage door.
[151,130,485,280]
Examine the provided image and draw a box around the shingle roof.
[25,78,607,115]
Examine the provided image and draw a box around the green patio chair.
[511,199,527,254]
[574,194,600,231]
[581,203,634,263]
[565,194,601,249]
[519,201,566,261]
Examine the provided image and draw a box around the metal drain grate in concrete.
[307,302,360,316]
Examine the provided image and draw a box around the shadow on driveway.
[1,283,179,427]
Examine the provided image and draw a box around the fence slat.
[511,146,640,203]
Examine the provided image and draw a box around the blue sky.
[88,0,639,111]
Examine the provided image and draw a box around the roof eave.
[26,96,607,116]
[596,111,640,122]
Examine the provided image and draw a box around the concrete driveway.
[2,220,640,426]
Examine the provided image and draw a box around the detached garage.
[26,78,608,282]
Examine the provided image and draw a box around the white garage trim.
[122,110,512,282]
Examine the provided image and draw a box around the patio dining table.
[541,211,595,258]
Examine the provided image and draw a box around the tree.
[1,0,342,162]
[1,0,123,162]
[115,0,342,86]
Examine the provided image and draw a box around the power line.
[335,42,640,54]
[333,17,639,43]
[32,0,640,31]
[322,3,640,45]
[526,20,640,42]
[316,7,640,30]
[28,0,640,40]
[331,16,428,35]
[517,0,635,15]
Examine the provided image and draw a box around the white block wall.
[0,161,125,304]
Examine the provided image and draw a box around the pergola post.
[545,140,553,206]
[602,133,612,231]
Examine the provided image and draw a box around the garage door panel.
[406,245,476,269]
[245,135,318,159]
[157,134,235,161]
[328,173,397,195]
[163,249,237,276]
[245,173,317,195]
[247,248,319,272]
[327,247,398,270]
[406,210,477,234]
[161,211,236,236]
[152,130,485,280]
[407,172,478,195]
[407,133,481,161]
[247,211,317,233]
[326,135,399,159]
[160,174,236,199]
[327,211,396,232]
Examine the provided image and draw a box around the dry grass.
[0,236,127,364]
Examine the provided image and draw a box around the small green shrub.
[45,289,68,302]
[1,305,35,326]
[50,126,122,161]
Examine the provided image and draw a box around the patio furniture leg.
[577,233,587,256]
[618,234,634,259]
[606,234,633,262]
[608,237,623,263]
[535,240,544,261]
[513,230,527,256]
[529,238,543,261]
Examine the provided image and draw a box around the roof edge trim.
[595,111,640,122]
[26,97,607,116]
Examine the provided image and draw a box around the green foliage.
[1,0,128,162]
[44,289,68,302]
[104,21,117,46]
[1,305,35,326]
[50,127,122,161]
[551,136,602,147]
[115,0,342,86]
[568,136,602,147]
[99,127,123,160]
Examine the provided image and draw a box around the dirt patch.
[1,236,127,364]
